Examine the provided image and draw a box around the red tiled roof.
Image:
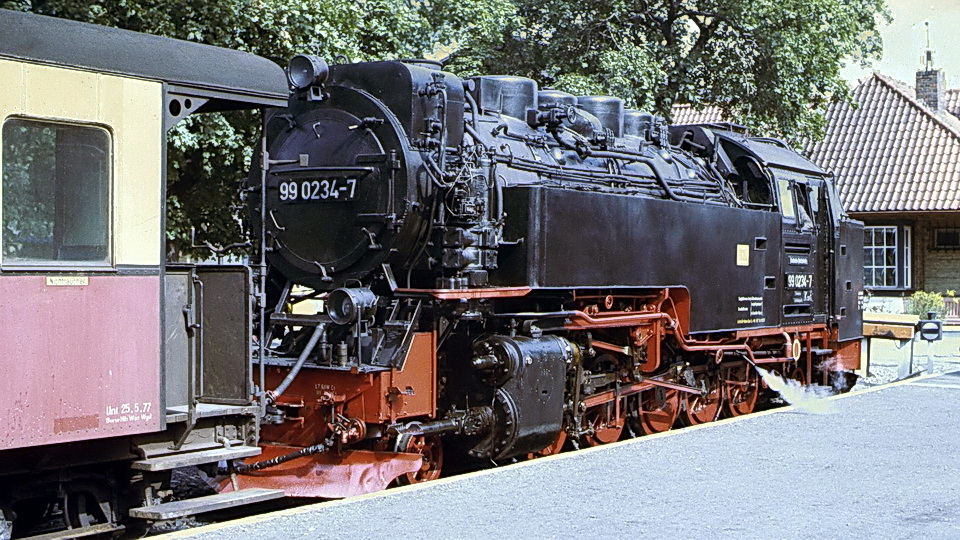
[946,88,960,117]
[806,73,960,213]
[671,104,725,125]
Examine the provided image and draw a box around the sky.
[842,0,960,88]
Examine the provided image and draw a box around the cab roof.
[0,9,288,110]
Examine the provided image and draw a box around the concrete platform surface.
[169,372,960,540]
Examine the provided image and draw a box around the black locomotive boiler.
[231,55,864,496]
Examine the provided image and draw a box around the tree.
[448,0,889,142]
[2,0,514,258]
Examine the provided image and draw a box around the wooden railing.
[944,298,960,324]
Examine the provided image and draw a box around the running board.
[131,445,261,471]
[128,489,285,520]
[23,523,124,539]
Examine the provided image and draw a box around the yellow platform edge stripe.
[162,369,950,538]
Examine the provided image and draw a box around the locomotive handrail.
[395,286,532,300]
[513,135,729,205]
[267,165,377,177]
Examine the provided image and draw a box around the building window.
[904,226,911,289]
[933,228,960,249]
[863,225,910,289]
[2,118,111,265]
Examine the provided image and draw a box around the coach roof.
[0,9,288,109]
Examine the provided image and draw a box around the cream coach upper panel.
[98,71,163,267]
[0,58,162,267]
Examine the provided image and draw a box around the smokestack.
[916,22,945,112]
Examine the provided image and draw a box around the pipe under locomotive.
[230,55,864,496]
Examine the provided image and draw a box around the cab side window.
[2,118,111,265]
[777,177,817,230]
[776,179,795,220]
[793,183,814,230]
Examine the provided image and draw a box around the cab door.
[824,181,864,341]
[774,169,824,325]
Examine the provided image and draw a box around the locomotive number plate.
[278,178,358,203]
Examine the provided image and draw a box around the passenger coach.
[0,10,287,537]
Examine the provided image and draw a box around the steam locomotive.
[0,10,862,536]
[230,55,864,496]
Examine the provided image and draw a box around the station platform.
[168,372,960,539]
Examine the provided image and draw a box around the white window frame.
[903,225,911,289]
[864,225,909,290]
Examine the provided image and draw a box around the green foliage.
[906,290,948,320]
[449,0,889,143]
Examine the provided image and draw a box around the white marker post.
[917,311,943,376]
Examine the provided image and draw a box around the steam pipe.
[595,152,685,202]
[463,89,480,130]
[267,324,324,403]
[464,122,484,146]
[549,128,723,204]
[424,154,451,187]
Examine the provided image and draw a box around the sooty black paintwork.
[496,186,782,333]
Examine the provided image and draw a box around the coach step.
[131,445,261,472]
[128,488,285,520]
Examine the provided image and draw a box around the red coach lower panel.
[0,275,161,451]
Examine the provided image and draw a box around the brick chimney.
[916,67,945,111]
[916,23,945,111]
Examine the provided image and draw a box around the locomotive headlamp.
[288,54,329,90]
[328,287,378,325]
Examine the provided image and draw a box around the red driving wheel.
[680,371,723,426]
[395,434,443,485]
[631,387,680,434]
[722,365,760,417]
[581,399,625,446]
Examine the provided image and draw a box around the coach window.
[1,118,111,266]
